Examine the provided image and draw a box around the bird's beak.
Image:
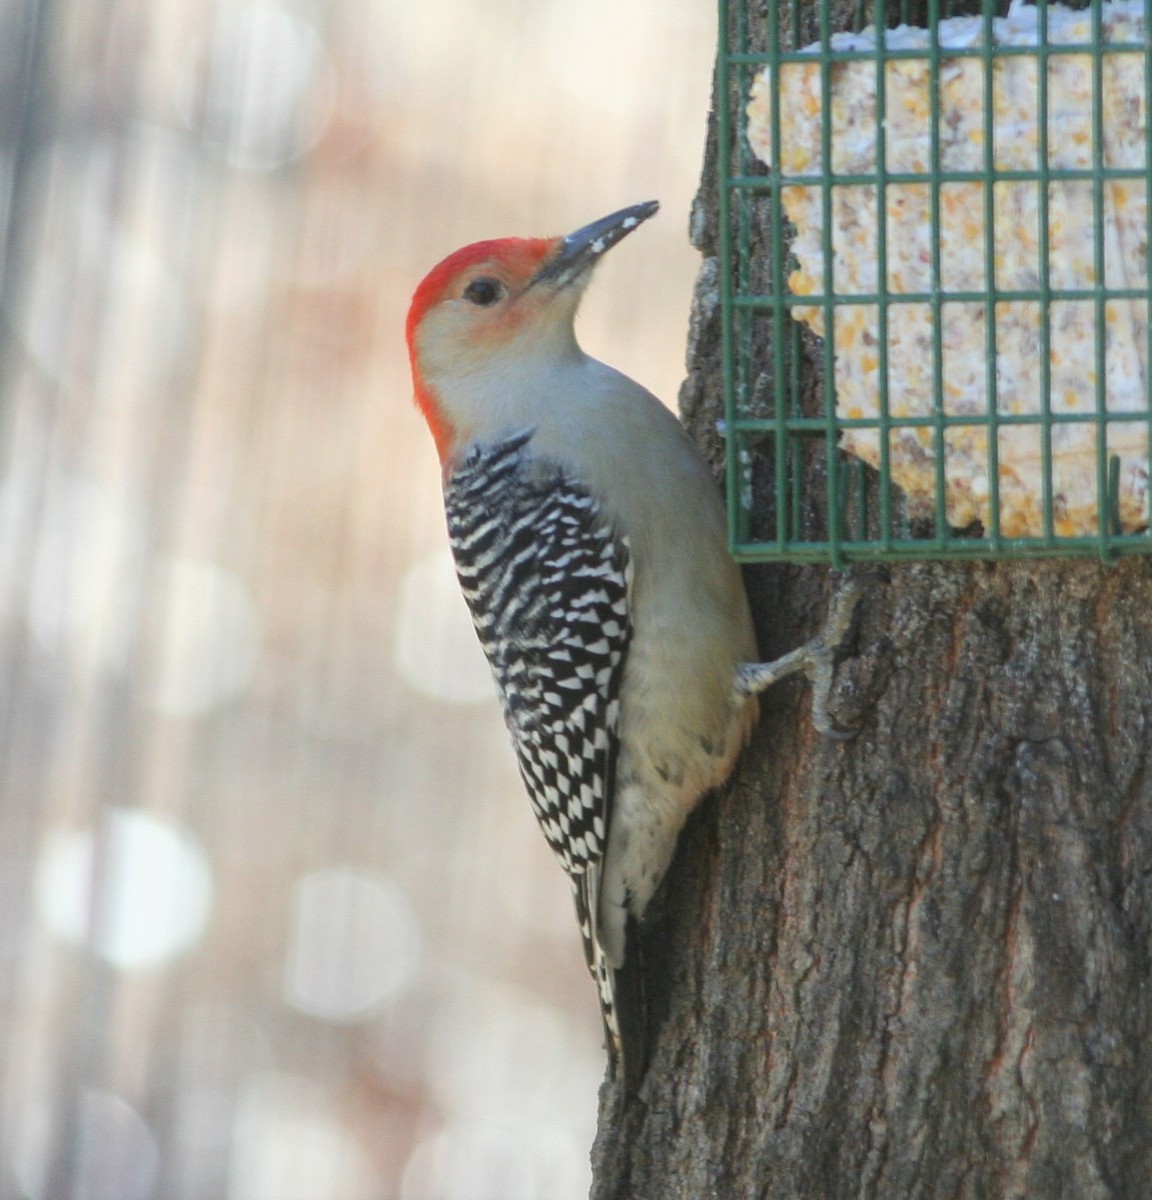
[530,200,659,289]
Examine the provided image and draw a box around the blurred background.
[0,0,714,1196]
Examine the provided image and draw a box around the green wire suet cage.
[718,0,1152,562]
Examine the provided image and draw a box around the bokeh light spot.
[146,556,262,716]
[195,5,335,169]
[228,1073,378,1200]
[283,867,421,1022]
[0,474,145,671]
[36,808,213,969]
[400,1125,535,1200]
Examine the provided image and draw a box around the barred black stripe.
[444,430,632,878]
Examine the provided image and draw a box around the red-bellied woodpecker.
[406,201,858,1090]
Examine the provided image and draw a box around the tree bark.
[589,7,1152,1197]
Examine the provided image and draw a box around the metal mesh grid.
[719,0,1152,562]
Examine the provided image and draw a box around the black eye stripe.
[464,277,504,306]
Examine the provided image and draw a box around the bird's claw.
[738,577,862,737]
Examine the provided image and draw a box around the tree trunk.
[589,7,1152,1197]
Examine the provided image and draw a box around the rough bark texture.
[589,5,1152,1197]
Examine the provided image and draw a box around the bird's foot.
[737,578,862,737]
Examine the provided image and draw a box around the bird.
[406,200,857,1091]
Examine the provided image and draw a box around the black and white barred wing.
[444,431,632,876]
[445,432,632,1053]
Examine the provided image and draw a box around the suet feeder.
[719,0,1152,562]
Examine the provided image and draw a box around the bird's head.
[406,201,659,463]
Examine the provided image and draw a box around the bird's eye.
[463,278,504,307]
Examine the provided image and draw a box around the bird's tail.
[572,869,647,1093]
